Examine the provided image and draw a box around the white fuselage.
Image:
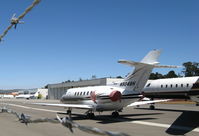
[143,76,199,102]
[60,86,140,112]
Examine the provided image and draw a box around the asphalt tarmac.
[0,99,199,136]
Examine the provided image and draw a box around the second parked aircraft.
[142,76,199,108]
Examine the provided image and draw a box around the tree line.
[149,62,199,79]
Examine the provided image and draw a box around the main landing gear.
[86,113,95,118]
[111,111,119,118]
[149,104,155,110]
[85,110,95,119]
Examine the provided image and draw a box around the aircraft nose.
[109,91,122,102]
[60,95,65,102]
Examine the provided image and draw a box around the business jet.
[142,76,199,108]
[16,94,35,99]
[35,50,176,118]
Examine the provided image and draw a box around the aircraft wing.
[33,103,93,109]
[127,99,171,107]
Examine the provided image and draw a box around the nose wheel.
[111,111,119,118]
[66,109,72,118]
[149,98,155,110]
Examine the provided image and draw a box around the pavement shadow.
[166,111,199,135]
[135,107,192,113]
[69,112,163,124]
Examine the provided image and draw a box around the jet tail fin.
[141,49,161,64]
[118,50,178,92]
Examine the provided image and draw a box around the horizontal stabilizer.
[118,60,180,68]
[154,65,181,68]
[118,60,159,67]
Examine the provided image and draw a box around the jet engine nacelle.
[109,91,122,102]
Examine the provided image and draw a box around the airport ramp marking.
[130,121,199,133]
[3,103,199,133]
[2,103,64,113]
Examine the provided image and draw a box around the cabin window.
[74,92,76,96]
[187,84,189,87]
[181,84,183,87]
[176,84,178,88]
[161,85,163,88]
[146,83,151,87]
[192,82,199,89]
[166,85,168,88]
[171,84,173,88]
[80,92,82,95]
[77,92,79,96]
[83,92,86,95]
[87,91,89,95]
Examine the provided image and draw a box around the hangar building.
[48,78,123,99]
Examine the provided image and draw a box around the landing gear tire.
[67,110,71,114]
[149,105,155,110]
[86,113,95,119]
[112,111,119,118]
[67,110,72,118]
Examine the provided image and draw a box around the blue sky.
[0,0,198,89]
